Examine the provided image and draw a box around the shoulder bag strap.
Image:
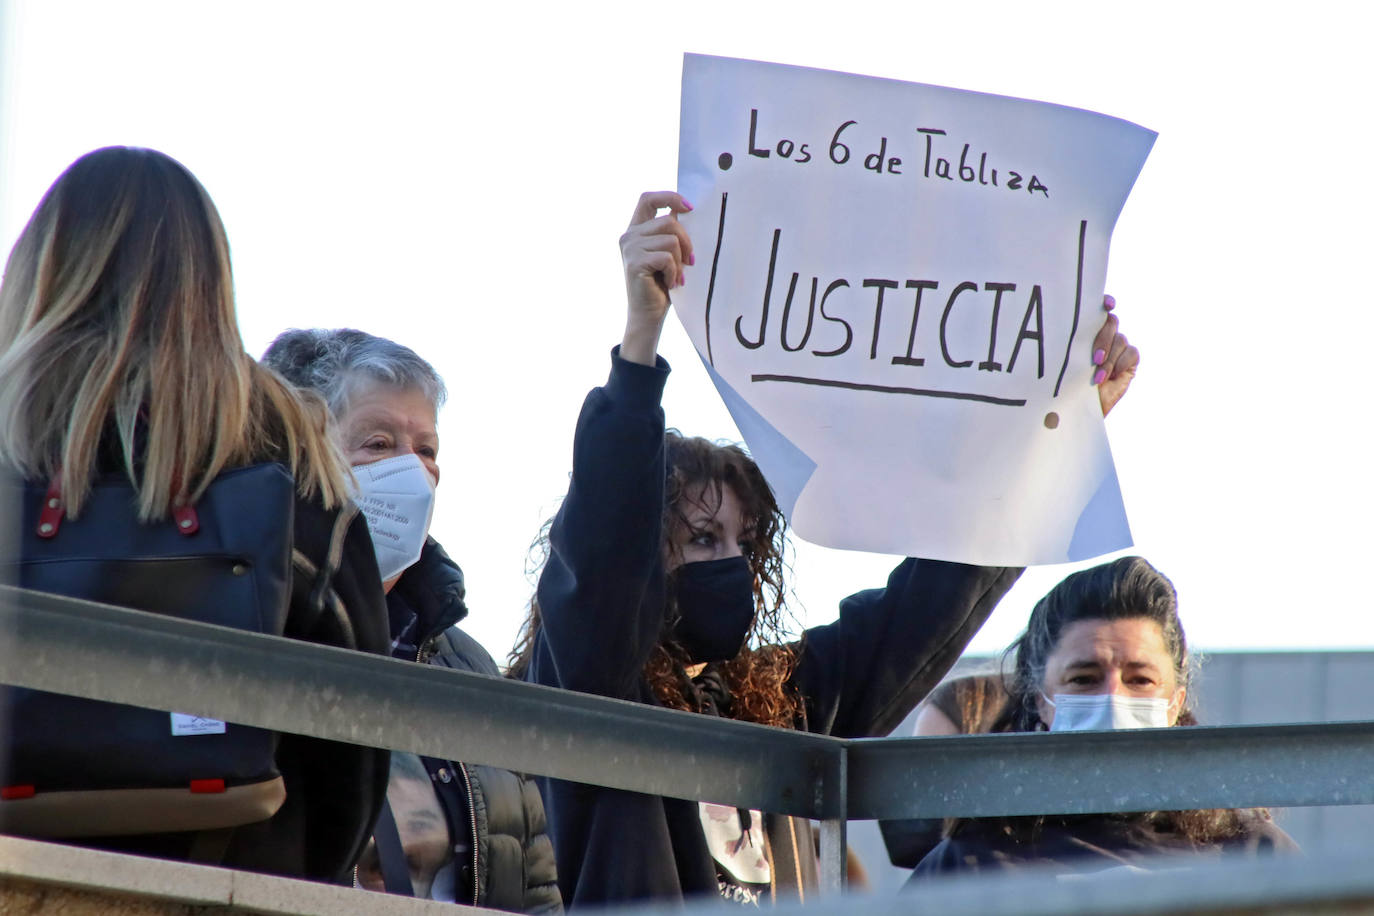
[373,799,415,896]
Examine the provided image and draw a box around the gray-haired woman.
[263,328,562,913]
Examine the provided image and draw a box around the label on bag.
[170,713,227,736]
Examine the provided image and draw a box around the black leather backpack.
[0,463,294,839]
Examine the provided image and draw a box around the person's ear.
[1036,691,1055,730]
[1167,686,1187,726]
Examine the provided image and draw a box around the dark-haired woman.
[910,557,1297,879]
[509,192,1139,907]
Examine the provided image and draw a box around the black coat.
[526,351,1021,908]
[385,539,562,913]
[909,810,1298,881]
[222,496,392,883]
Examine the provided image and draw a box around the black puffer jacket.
[226,495,392,883]
[909,809,1298,880]
[385,538,562,914]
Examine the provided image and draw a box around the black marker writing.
[704,198,1078,407]
[735,228,781,350]
[729,110,1052,198]
[892,280,938,368]
[730,227,1053,386]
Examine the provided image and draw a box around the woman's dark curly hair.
[508,431,805,728]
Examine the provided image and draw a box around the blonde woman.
[0,147,390,882]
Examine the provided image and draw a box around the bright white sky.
[3,1,1372,663]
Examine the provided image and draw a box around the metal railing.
[4,583,1374,910]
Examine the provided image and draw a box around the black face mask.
[671,556,756,663]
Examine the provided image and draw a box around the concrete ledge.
[12,831,1374,916]
[579,853,1374,916]
[0,835,478,915]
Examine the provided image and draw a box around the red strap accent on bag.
[36,479,64,539]
[1,785,36,800]
[167,470,199,536]
[172,503,200,536]
[189,778,226,794]
[39,472,201,537]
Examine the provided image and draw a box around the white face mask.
[1044,693,1171,732]
[351,453,437,582]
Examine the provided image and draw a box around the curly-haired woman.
[509,192,1139,907]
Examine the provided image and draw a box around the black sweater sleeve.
[528,350,671,700]
[790,559,1022,739]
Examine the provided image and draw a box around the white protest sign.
[676,54,1155,566]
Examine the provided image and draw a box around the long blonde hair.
[0,146,348,519]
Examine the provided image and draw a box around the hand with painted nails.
[619,191,695,366]
[1090,293,1139,417]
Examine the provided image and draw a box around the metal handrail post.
[817,742,848,894]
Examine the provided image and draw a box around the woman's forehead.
[341,379,437,429]
[680,480,744,523]
[1049,617,1172,666]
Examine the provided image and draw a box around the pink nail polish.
[1093,348,1106,365]
[682,198,694,211]
[1103,294,1116,311]
[1093,368,1106,386]
[688,253,696,266]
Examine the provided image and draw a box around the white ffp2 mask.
[1045,693,1170,732]
[351,453,436,582]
